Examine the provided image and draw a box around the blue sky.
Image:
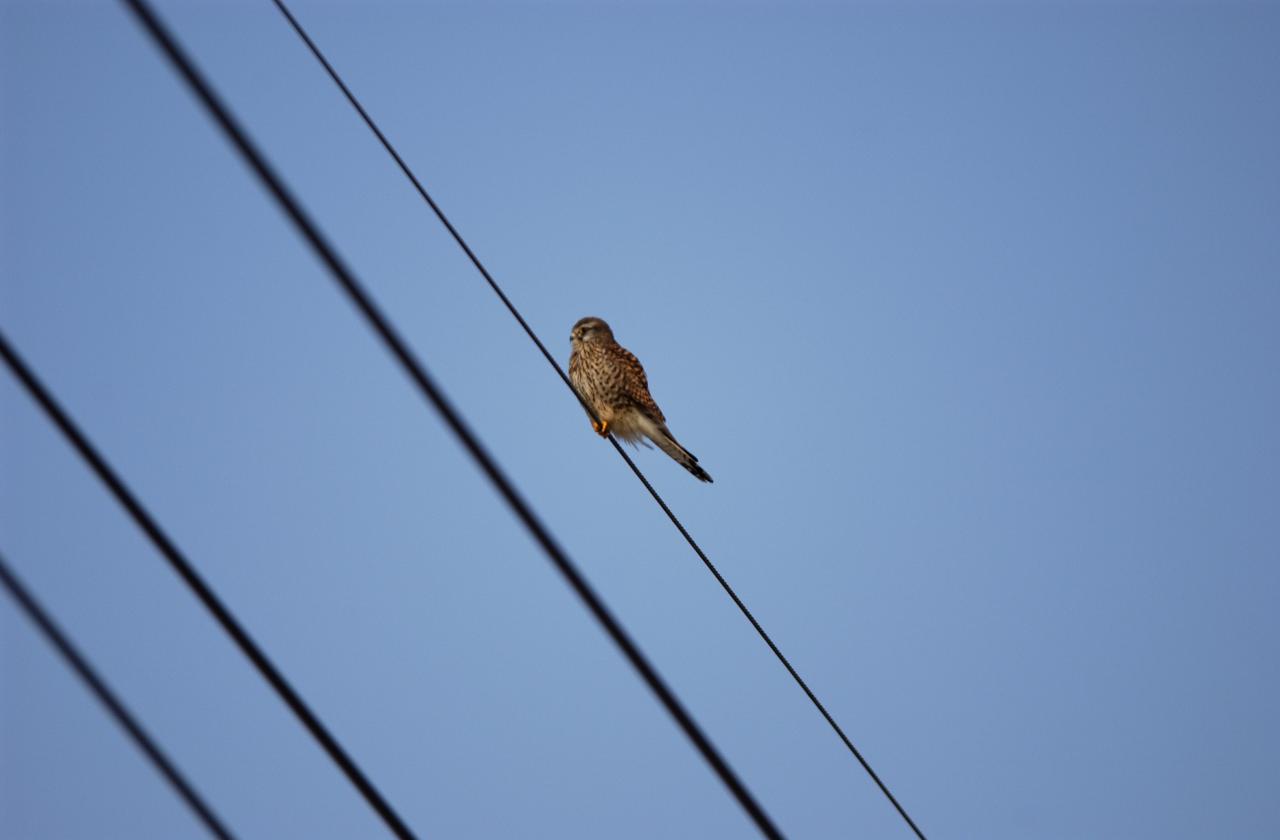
[3,1,1278,837]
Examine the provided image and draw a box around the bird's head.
[570,316,614,347]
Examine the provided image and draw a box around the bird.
[568,316,713,483]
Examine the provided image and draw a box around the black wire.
[0,551,237,840]
[267,3,927,838]
[0,337,417,840]
[117,1,783,836]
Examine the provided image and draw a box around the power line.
[0,333,418,840]
[0,551,237,840]
[117,0,783,836]
[266,3,927,838]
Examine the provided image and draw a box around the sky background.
[2,1,1278,838]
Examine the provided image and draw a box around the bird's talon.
[593,419,610,437]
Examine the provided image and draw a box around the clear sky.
[2,1,1278,838]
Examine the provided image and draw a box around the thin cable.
[267,3,927,838]
[0,552,237,840]
[117,1,782,836]
[0,332,418,840]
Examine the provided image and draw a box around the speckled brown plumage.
[569,316,712,483]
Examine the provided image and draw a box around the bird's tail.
[650,426,713,483]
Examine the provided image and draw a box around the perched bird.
[568,316,713,483]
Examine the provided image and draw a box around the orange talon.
[592,419,610,437]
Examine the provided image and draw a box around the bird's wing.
[613,345,666,424]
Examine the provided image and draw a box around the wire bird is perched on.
[568,317,713,483]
